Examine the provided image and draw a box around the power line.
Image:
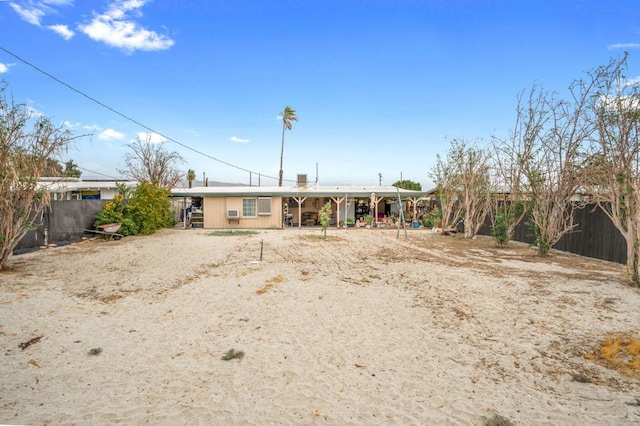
[0,45,295,184]
[76,166,122,180]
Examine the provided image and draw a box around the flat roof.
[171,185,432,198]
[37,180,138,192]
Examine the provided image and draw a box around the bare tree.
[44,158,64,176]
[429,143,464,232]
[488,89,545,247]
[429,139,492,237]
[119,136,184,188]
[0,85,79,270]
[516,78,595,256]
[584,55,640,285]
[456,139,492,239]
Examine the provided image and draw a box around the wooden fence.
[479,203,627,264]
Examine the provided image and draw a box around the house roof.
[171,185,433,199]
[37,178,137,193]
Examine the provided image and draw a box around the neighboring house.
[170,182,431,229]
[37,178,137,200]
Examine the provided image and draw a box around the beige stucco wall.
[203,196,283,229]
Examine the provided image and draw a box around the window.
[242,198,256,217]
[257,197,272,215]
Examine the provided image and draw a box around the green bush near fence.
[94,181,175,236]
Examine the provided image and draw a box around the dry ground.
[1,227,639,425]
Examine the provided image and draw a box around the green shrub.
[491,212,509,247]
[491,201,525,248]
[94,181,175,236]
[94,194,138,236]
[526,217,551,256]
[429,206,442,225]
[128,181,175,235]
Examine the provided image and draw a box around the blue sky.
[1,0,639,188]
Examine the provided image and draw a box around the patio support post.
[331,196,345,228]
[370,193,377,226]
[293,196,307,229]
[406,197,419,223]
[183,197,187,230]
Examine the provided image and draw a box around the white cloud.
[11,1,172,52]
[230,136,251,143]
[0,63,10,74]
[10,3,46,26]
[599,94,640,111]
[44,0,74,6]
[607,43,640,50]
[24,99,45,117]
[99,128,126,140]
[79,0,175,53]
[61,121,101,136]
[61,120,79,129]
[48,24,74,40]
[10,1,74,26]
[137,131,166,144]
[623,76,640,87]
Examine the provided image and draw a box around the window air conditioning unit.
[227,209,240,219]
[297,174,308,186]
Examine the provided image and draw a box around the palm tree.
[187,169,196,188]
[278,106,298,186]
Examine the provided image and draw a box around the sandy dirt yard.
[1,227,639,425]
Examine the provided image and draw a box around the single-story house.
[170,184,432,229]
[37,178,138,200]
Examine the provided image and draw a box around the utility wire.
[76,166,122,181]
[0,45,295,184]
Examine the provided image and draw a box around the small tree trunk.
[464,217,473,238]
[627,226,640,286]
[537,234,551,257]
